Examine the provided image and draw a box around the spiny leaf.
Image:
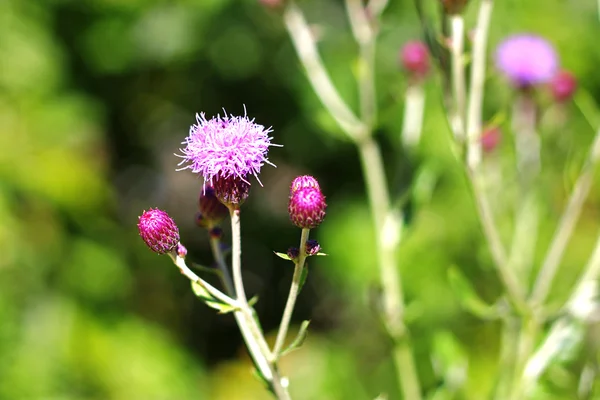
[190,281,237,314]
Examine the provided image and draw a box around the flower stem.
[401,84,426,149]
[465,0,493,169]
[273,228,311,357]
[358,137,422,400]
[449,14,466,141]
[225,209,291,400]
[530,127,600,306]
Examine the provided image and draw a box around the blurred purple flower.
[550,70,577,102]
[495,35,558,87]
[178,110,279,188]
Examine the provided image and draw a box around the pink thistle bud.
[400,41,430,79]
[138,208,180,254]
[481,126,501,153]
[550,70,577,103]
[288,187,327,229]
[290,175,321,196]
[199,185,229,224]
[305,239,321,256]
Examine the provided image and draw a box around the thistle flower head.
[138,208,180,254]
[495,35,558,88]
[178,110,279,192]
[400,41,430,79]
[290,175,321,196]
[288,187,327,229]
[550,70,577,102]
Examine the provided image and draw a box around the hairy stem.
[273,228,311,357]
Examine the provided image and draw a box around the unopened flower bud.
[290,175,321,196]
[481,126,501,153]
[288,187,327,229]
[305,239,321,256]
[550,70,577,103]
[213,176,251,207]
[195,212,208,228]
[400,41,430,79]
[138,208,180,254]
[209,226,223,240]
[177,243,188,258]
[287,247,299,260]
[199,186,229,224]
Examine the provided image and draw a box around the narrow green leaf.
[315,252,328,256]
[447,266,499,319]
[298,266,309,293]
[281,320,311,357]
[190,281,237,314]
[274,251,292,261]
[248,295,259,307]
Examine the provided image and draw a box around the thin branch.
[530,127,600,306]
[465,0,493,169]
[283,2,368,141]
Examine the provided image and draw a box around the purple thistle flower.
[178,110,279,191]
[138,208,180,254]
[495,35,558,88]
[288,187,327,229]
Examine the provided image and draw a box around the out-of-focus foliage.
[1,0,599,399]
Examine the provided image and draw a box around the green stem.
[465,0,493,169]
[449,14,466,141]
[530,127,600,307]
[273,228,311,357]
[358,137,422,400]
[226,209,291,400]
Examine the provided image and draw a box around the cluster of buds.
[288,175,327,229]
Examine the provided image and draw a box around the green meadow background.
[1,0,599,399]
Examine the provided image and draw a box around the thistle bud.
[199,185,229,224]
[550,70,577,103]
[288,187,327,229]
[290,175,321,196]
[400,41,430,80]
[287,247,299,260]
[138,208,180,254]
[213,176,251,207]
[481,126,501,153]
[305,239,321,256]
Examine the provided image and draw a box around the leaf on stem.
[190,281,238,314]
[280,320,311,357]
[315,252,328,256]
[274,251,293,261]
[447,266,500,319]
[298,265,309,293]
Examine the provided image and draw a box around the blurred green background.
[1,0,600,399]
